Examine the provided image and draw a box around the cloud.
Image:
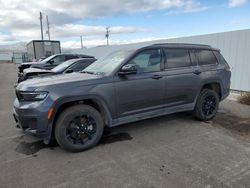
[229,18,250,25]
[52,24,146,38]
[0,0,206,45]
[9,24,145,41]
[61,37,168,49]
[165,4,208,15]
[229,0,248,7]
[0,32,17,42]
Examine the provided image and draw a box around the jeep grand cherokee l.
[13,43,231,152]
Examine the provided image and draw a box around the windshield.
[40,55,57,63]
[84,50,132,75]
[52,59,76,72]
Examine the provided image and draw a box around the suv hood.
[21,62,46,67]
[16,72,102,91]
[20,62,37,65]
[23,67,53,74]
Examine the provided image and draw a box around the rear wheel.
[55,104,104,152]
[194,89,219,121]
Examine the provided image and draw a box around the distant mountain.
[0,42,27,52]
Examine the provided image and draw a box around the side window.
[65,55,77,60]
[164,49,191,69]
[128,49,161,73]
[68,61,92,72]
[51,55,65,65]
[195,50,218,66]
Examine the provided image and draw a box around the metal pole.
[39,12,44,40]
[46,15,50,40]
[80,35,83,49]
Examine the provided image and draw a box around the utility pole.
[46,15,51,40]
[80,35,83,49]
[105,27,110,46]
[39,12,44,40]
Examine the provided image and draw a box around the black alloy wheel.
[202,95,217,116]
[66,115,97,145]
[55,104,104,152]
[194,89,219,121]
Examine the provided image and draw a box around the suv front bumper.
[13,98,53,139]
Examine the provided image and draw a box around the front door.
[115,48,165,118]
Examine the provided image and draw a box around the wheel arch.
[50,95,113,137]
[200,81,223,100]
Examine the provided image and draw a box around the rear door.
[163,48,202,106]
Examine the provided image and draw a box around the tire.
[194,89,219,121]
[55,104,104,152]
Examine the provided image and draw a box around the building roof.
[27,40,60,46]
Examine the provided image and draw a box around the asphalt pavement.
[0,63,249,188]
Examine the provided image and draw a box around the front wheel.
[55,104,104,152]
[194,89,219,121]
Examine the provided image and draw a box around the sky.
[0,0,249,49]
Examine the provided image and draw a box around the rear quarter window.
[195,50,218,66]
[213,51,227,64]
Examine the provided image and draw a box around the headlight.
[16,91,48,101]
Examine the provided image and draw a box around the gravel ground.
[0,63,249,188]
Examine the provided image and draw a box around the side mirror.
[65,69,73,73]
[49,60,55,64]
[118,64,137,75]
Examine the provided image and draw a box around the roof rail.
[151,43,211,47]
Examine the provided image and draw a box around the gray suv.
[13,43,231,152]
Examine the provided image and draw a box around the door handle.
[193,70,202,75]
[152,75,163,80]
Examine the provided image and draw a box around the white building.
[75,29,250,91]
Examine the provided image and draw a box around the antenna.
[105,27,110,46]
[39,12,44,40]
[46,15,51,40]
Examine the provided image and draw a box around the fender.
[44,94,113,143]
[196,79,223,100]
[53,94,113,124]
